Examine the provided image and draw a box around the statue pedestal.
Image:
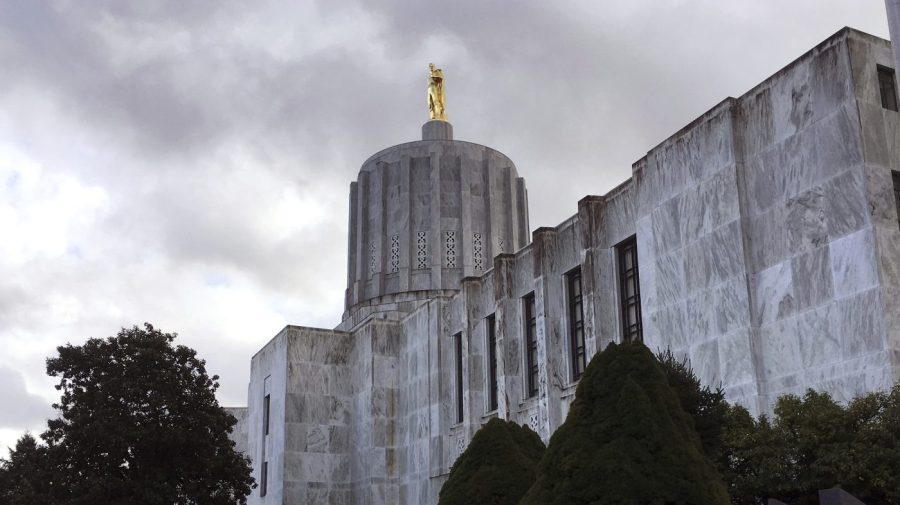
[422,120,453,141]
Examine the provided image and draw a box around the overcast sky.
[0,0,891,456]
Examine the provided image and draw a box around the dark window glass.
[486,314,498,412]
[879,65,899,112]
[524,293,538,398]
[455,332,464,424]
[893,171,900,230]
[263,394,270,436]
[618,236,643,342]
[260,461,268,497]
[567,268,585,380]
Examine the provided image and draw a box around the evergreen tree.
[438,418,544,505]
[519,341,729,505]
[0,434,61,505]
[656,349,728,468]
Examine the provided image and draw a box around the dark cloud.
[0,0,891,455]
[0,366,52,429]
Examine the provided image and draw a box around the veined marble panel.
[837,288,884,357]
[786,186,827,255]
[752,261,795,326]
[790,245,833,311]
[830,228,878,299]
[824,168,869,239]
[760,316,802,380]
[718,329,755,387]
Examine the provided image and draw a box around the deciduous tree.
[0,323,254,505]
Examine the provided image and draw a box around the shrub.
[519,341,729,505]
[437,418,544,505]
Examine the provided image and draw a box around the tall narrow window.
[263,394,271,436]
[524,293,538,398]
[486,314,498,412]
[878,65,899,112]
[260,461,268,497]
[455,332,464,424]
[567,268,585,380]
[893,171,900,230]
[618,236,643,342]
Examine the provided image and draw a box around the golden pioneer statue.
[428,63,447,121]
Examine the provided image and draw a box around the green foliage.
[0,434,61,505]
[656,349,728,469]
[520,341,729,505]
[725,386,900,505]
[438,418,544,505]
[0,323,254,505]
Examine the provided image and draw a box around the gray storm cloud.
[0,0,890,456]
[0,366,53,429]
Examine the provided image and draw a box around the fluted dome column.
[342,122,529,321]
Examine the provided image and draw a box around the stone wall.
[736,29,896,407]
[346,317,401,504]
[224,407,249,457]
[393,28,900,494]
[234,26,900,505]
[245,326,355,505]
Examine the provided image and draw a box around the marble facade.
[230,27,900,505]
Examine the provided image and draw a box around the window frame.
[878,65,899,112]
[566,267,586,381]
[892,171,900,231]
[617,235,643,343]
[260,461,268,497]
[486,314,498,412]
[523,292,538,398]
[454,331,464,424]
[263,393,271,436]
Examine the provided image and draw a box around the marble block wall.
[346,317,401,505]
[396,297,448,505]
[232,25,900,505]
[851,31,900,386]
[737,30,898,406]
[888,0,900,76]
[399,30,900,494]
[244,326,355,505]
[225,407,249,457]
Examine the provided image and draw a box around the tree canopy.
[0,434,61,505]
[437,418,545,505]
[520,341,730,505]
[0,323,254,505]
[725,386,900,505]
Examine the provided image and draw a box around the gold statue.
[428,63,447,121]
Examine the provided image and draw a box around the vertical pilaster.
[532,227,561,439]
[886,0,900,79]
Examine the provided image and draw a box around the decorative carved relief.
[416,231,428,269]
[456,436,466,456]
[389,234,400,273]
[445,231,456,268]
[369,242,377,276]
[497,238,504,254]
[473,232,483,270]
[528,413,539,433]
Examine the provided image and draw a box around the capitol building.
[228,6,900,504]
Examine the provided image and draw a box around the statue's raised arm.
[428,63,447,121]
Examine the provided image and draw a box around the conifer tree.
[519,341,729,505]
[437,418,544,505]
